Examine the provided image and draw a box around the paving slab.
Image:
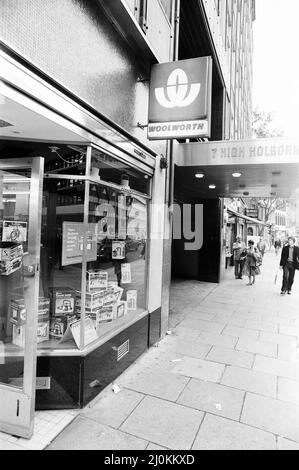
[192,414,276,450]
[278,344,299,362]
[120,396,204,450]
[177,378,244,421]
[165,338,212,360]
[81,389,144,429]
[221,325,259,340]
[236,338,277,358]
[171,356,225,383]
[259,331,298,347]
[245,320,278,334]
[119,367,189,402]
[253,355,299,381]
[180,319,225,334]
[206,346,254,369]
[241,393,299,443]
[277,438,299,450]
[48,417,148,450]
[278,377,299,406]
[220,366,277,398]
[197,332,238,349]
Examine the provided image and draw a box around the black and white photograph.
[0,0,299,454]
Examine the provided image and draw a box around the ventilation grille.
[116,340,130,361]
[0,119,13,128]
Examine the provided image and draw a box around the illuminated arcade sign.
[148,57,212,140]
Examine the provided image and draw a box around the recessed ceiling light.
[209,184,216,190]
[232,172,242,178]
[195,172,205,179]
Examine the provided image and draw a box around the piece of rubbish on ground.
[166,331,172,335]
[112,384,121,394]
[89,379,101,388]
[215,403,222,411]
[171,358,182,363]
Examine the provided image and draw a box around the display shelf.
[45,162,86,175]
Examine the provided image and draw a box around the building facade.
[0,0,256,438]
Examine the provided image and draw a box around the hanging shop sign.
[148,57,213,140]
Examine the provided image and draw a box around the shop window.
[36,146,150,352]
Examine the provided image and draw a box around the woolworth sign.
[148,57,212,140]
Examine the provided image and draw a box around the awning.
[226,208,268,226]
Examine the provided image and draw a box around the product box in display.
[12,319,50,347]
[49,288,75,316]
[0,243,23,276]
[10,297,50,326]
[115,301,127,319]
[49,315,78,340]
[75,290,104,313]
[96,305,114,326]
[87,270,108,292]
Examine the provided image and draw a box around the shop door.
[0,157,44,439]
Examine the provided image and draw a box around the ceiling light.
[243,192,249,196]
[195,172,204,179]
[232,172,242,178]
[209,184,216,190]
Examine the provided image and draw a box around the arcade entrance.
[172,138,299,283]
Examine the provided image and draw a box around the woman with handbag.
[245,240,261,286]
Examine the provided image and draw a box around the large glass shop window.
[36,146,149,351]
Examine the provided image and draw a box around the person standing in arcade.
[280,236,299,295]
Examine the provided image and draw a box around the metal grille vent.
[116,340,130,361]
[0,119,13,128]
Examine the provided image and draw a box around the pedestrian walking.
[280,236,299,295]
[245,240,261,286]
[274,239,282,256]
[232,236,246,280]
[257,237,267,263]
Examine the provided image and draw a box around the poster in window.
[121,263,131,284]
[112,240,126,260]
[2,221,27,243]
[62,222,97,266]
[127,290,137,310]
[0,174,3,211]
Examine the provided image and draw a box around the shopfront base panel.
[35,315,149,410]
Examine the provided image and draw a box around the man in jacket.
[280,236,299,295]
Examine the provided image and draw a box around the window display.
[35,145,150,351]
[0,145,150,356]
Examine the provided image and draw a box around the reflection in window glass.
[86,182,148,342]
[91,148,150,195]
[39,178,85,350]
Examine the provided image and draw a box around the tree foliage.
[252,108,284,139]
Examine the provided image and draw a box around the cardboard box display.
[96,306,114,326]
[10,297,50,326]
[75,290,104,312]
[12,320,50,347]
[115,301,127,319]
[87,270,108,292]
[49,288,75,316]
[49,315,78,340]
[0,243,23,276]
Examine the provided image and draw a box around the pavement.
[13,250,299,450]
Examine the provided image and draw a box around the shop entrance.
[173,138,299,284]
[0,157,43,439]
